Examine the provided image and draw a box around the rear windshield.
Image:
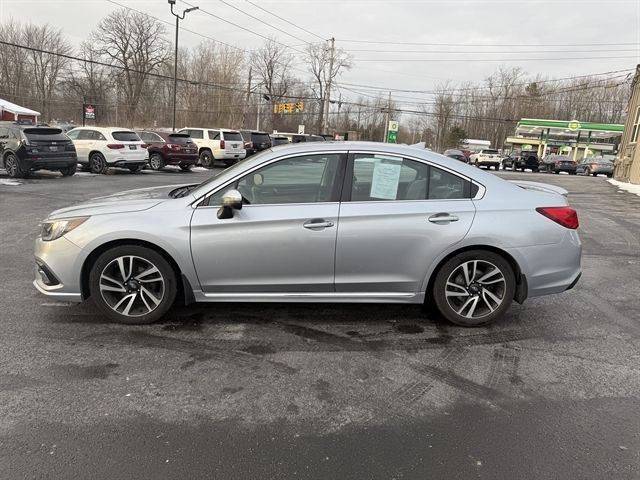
[23,128,68,142]
[112,131,141,142]
[167,133,191,144]
[482,149,499,154]
[251,133,271,143]
[223,132,243,141]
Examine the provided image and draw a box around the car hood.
[47,184,191,219]
[508,180,568,197]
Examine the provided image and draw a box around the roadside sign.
[83,104,96,120]
[298,124,305,134]
[387,120,399,143]
[273,101,304,114]
[388,120,399,132]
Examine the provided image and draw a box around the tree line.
[0,11,632,147]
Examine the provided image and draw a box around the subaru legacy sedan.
[34,142,581,327]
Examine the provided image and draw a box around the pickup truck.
[469,149,501,170]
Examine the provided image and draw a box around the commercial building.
[614,65,640,184]
[0,98,40,123]
[505,118,623,161]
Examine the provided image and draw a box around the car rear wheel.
[89,245,177,324]
[149,153,165,171]
[179,164,193,171]
[432,250,515,327]
[59,164,77,176]
[89,153,108,174]
[4,153,27,178]
[199,149,213,168]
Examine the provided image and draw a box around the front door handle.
[428,213,459,223]
[303,219,335,229]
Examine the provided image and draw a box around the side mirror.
[217,189,243,219]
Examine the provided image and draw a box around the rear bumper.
[506,229,582,299]
[553,165,577,173]
[164,153,198,165]
[21,154,77,170]
[213,149,247,160]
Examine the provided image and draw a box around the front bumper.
[33,236,85,303]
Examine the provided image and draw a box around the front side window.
[350,154,469,201]
[207,154,342,206]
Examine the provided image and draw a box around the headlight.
[40,217,89,242]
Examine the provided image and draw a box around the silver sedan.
[34,142,582,327]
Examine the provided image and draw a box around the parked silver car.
[34,142,582,327]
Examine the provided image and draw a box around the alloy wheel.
[5,155,17,176]
[150,154,163,170]
[99,255,165,317]
[444,260,507,320]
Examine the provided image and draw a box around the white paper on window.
[370,159,402,199]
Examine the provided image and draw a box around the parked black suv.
[0,123,77,178]
[503,151,540,172]
[240,130,272,157]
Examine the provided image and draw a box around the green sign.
[387,130,397,143]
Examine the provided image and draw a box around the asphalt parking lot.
[1,166,639,479]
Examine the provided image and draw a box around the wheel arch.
[80,238,193,304]
[425,244,527,305]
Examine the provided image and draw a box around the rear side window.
[23,128,69,142]
[351,154,471,201]
[188,129,204,139]
[223,131,243,142]
[208,130,220,140]
[112,131,141,142]
[481,149,499,154]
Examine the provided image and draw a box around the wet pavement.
[1,167,639,479]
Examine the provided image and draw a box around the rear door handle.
[303,219,335,229]
[428,213,459,223]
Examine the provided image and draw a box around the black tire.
[199,149,213,168]
[59,164,77,177]
[149,153,165,171]
[432,250,516,327]
[569,171,576,175]
[88,245,178,325]
[606,173,612,178]
[179,164,193,171]
[127,165,144,173]
[520,167,525,172]
[79,163,91,172]
[4,153,27,178]
[592,172,598,177]
[89,152,108,174]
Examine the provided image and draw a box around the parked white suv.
[177,128,246,167]
[66,127,148,174]
[469,149,501,170]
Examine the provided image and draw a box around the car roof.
[68,126,135,133]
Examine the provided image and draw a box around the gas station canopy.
[506,118,624,160]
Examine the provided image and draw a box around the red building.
[0,98,40,123]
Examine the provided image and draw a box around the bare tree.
[305,41,352,132]
[0,20,32,104]
[250,38,293,132]
[90,8,169,126]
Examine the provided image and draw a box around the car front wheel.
[88,245,178,324]
[432,250,515,327]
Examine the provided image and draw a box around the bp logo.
[568,120,581,131]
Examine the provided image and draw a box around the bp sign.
[568,120,581,131]
[387,120,399,143]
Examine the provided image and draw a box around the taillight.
[220,139,225,149]
[167,143,182,150]
[536,207,579,229]
[106,144,125,149]
[140,144,148,149]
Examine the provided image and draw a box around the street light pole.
[169,0,198,132]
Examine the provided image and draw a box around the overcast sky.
[2,0,639,108]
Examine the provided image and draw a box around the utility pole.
[322,37,335,134]
[169,0,199,132]
[383,91,391,142]
[242,66,252,129]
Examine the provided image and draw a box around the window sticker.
[370,159,402,200]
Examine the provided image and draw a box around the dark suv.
[136,131,198,171]
[503,151,540,172]
[240,130,272,157]
[0,123,77,178]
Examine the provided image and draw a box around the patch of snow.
[608,178,640,197]
[0,179,22,186]
[192,167,210,172]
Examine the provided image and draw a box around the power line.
[244,0,327,41]
[337,39,640,47]
[345,48,640,54]
[352,55,639,63]
[216,0,310,45]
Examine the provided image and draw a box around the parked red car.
[136,130,198,171]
